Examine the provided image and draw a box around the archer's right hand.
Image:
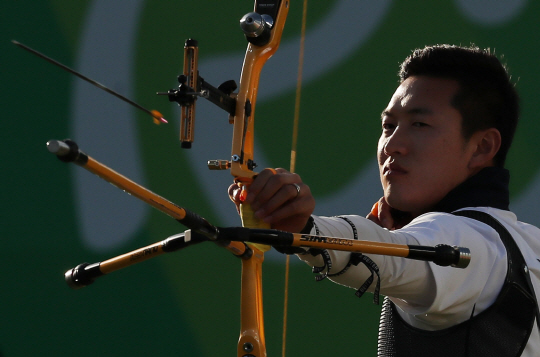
[366,197,412,230]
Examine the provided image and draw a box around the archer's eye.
[412,122,428,128]
[382,122,395,132]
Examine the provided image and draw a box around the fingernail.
[239,189,247,202]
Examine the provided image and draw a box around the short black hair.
[399,44,519,167]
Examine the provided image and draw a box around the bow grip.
[238,182,272,252]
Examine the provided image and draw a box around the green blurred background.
[2,0,540,356]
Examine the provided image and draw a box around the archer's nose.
[383,126,409,156]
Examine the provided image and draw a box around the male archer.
[230,44,540,356]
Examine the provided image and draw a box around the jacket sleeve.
[297,212,507,327]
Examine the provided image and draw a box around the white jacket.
[298,207,540,356]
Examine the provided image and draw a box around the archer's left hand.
[229,168,315,233]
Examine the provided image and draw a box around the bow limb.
[230,1,289,181]
[234,2,290,357]
[233,2,290,238]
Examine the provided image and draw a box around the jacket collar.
[432,166,510,213]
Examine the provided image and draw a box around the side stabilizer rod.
[65,231,206,289]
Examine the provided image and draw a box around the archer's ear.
[468,128,502,169]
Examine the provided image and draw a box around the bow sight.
[158,1,283,162]
[157,38,237,149]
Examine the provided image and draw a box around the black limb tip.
[65,262,103,289]
[181,141,192,149]
[185,38,198,47]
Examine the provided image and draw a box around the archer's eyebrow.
[380,110,391,119]
[407,107,433,115]
[380,107,433,120]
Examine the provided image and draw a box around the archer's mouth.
[384,162,408,175]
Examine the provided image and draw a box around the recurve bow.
[160,2,290,355]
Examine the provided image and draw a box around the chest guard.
[377,211,538,357]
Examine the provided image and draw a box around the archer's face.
[378,76,477,217]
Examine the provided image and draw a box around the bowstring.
[282,1,308,356]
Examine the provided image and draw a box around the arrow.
[12,40,168,124]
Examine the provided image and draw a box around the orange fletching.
[151,110,168,125]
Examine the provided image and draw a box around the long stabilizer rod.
[65,226,470,289]
[215,227,471,269]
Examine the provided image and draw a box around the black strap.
[454,210,540,333]
[351,253,381,304]
[310,216,381,304]
[311,249,333,281]
[524,265,540,332]
[325,216,359,278]
[306,216,381,303]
